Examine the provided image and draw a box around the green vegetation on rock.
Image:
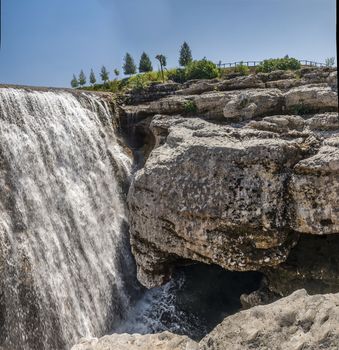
[185,59,219,80]
[256,57,301,73]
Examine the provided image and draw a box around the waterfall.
[0,88,133,350]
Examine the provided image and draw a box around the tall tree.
[114,68,120,79]
[89,69,96,85]
[71,74,79,88]
[179,42,193,66]
[155,54,167,82]
[138,52,153,73]
[100,66,109,84]
[123,53,136,75]
[78,70,86,86]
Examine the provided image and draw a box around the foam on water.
[0,88,132,349]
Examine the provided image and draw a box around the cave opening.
[115,263,264,341]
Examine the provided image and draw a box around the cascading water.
[0,87,133,350]
[0,86,264,350]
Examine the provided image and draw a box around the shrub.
[293,103,312,115]
[124,71,164,92]
[234,62,250,76]
[325,57,335,67]
[183,100,198,114]
[256,57,301,73]
[185,59,219,80]
[167,68,187,83]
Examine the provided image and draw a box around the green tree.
[89,69,96,85]
[78,70,86,86]
[139,52,153,73]
[71,74,79,88]
[155,54,167,82]
[100,66,109,84]
[325,57,335,67]
[179,42,193,66]
[123,53,137,75]
[114,68,120,78]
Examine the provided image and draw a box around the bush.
[167,68,187,83]
[183,100,198,114]
[124,71,164,91]
[185,59,219,80]
[234,62,250,76]
[256,57,301,73]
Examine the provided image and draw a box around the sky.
[0,0,336,87]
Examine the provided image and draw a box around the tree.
[139,52,153,73]
[100,66,109,84]
[114,68,120,79]
[78,70,86,86]
[71,74,79,88]
[89,69,96,85]
[179,42,193,66]
[155,54,167,82]
[325,57,335,67]
[123,53,136,75]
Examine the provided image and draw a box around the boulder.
[285,84,338,113]
[222,88,284,121]
[128,116,306,288]
[200,290,339,350]
[71,332,198,350]
[72,291,339,350]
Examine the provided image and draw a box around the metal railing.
[217,59,326,68]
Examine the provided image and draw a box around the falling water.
[0,88,133,350]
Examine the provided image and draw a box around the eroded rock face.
[72,290,339,350]
[123,68,339,291]
[128,116,305,288]
[71,332,199,350]
[200,289,339,350]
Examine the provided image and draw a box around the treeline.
[71,42,193,88]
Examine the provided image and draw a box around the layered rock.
[72,290,339,350]
[122,68,339,292]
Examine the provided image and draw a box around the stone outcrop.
[128,116,306,288]
[121,67,339,293]
[72,290,339,350]
[200,289,339,350]
[72,332,198,350]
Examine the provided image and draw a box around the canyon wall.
[121,67,339,296]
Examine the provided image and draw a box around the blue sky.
[0,0,336,87]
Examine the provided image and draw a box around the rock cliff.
[120,67,338,295]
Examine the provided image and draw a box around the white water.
[0,88,132,349]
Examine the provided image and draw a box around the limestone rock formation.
[128,116,305,288]
[71,331,199,350]
[200,289,339,350]
[122,67,339,292]
[72,290,339,350]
